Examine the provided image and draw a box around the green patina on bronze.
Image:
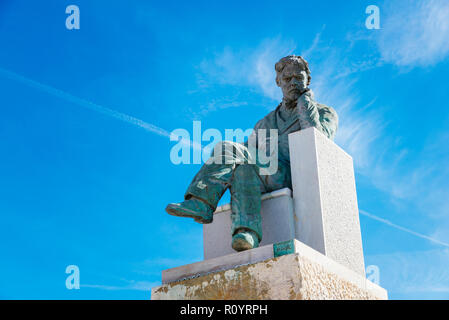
[273,239,296,257]
[166,55,338,251]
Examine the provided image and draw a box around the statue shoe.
[165,198,213,224]
[231,230,260,252]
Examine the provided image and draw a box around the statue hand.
[297,88,320,129]
[299,88,314,100]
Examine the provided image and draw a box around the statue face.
[277,63,308,101]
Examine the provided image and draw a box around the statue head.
[275,55,311,102]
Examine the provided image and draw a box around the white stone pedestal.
[151,239,387,300]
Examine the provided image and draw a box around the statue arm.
[318,104,338,140]
[297,91,338,140]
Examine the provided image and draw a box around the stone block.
[288,128,365,276]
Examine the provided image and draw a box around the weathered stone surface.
[162,241,274,284]
[152,255,385,300]
[152,240,387,300]
[289,127,365,276]
[203,188,294,260]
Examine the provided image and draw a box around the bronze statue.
[166,55,338,252]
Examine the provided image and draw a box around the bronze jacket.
[245,91,338,191]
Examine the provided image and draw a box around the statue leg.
[230,164,262,242]
[184,140,257,210]
[184,163,233,211]
[183,141,263,250]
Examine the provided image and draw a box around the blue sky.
[0,0,449,299]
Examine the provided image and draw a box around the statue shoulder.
[254,107,279,130]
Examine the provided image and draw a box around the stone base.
[151,240,387,300]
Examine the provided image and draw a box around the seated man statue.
[166,55,338,253]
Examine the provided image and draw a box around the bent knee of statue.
[207,140,251,165]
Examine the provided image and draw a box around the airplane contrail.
[0,67,203,150]
[360,209,449,248]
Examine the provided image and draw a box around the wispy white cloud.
[301,25,326,58]
[366,248,449,296]
[432,220,449,245]
[377,0,449,67]
[199,38,296,102]
[309,56,385,169]
[187,98,248,119]
[362,127,449,221]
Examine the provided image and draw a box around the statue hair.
[275,55,311,86]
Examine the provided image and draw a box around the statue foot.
[165,198,213,224]
[232,230,260,252]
